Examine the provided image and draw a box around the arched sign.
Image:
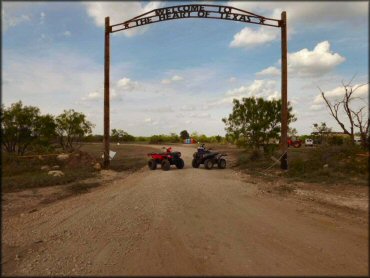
[103,5,288,169]
[109,4,281,33]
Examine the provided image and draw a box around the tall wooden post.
[104,17,110,168]
[280,11,288,170]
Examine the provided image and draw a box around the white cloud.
[144,106,174,113]
[230,27,279,48]
[63,30,71,37]
[4,50,102,100]
[172,75,183,81]
[161,75,184,85]
[84,2,162,37]
[228,1,367,26]
[288,41,345,77]
[213,80,279,106]
[313,83,368,105]
[2,9,30,31]
[82,89,120,101]
[189,112,211,119]
[266,91,279,101]
[180,105,196,111]
[227,2,367,49]
[259,41,345,78]
[256,66,280,77]
[116,77,138,91]
[309,104,324,111]
[2,49,109,134]
[226,79,277,98]
[229,77,237,82]
[144,117,159,125]
[40,11,45,24]
[85,91,101,100]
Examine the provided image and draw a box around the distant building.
[183,138,197,144]
[310,131,348,137]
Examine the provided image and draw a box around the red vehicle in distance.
[287,137,302,148]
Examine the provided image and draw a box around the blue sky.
[2,1,369,136]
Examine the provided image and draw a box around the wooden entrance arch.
[103,4,288,169]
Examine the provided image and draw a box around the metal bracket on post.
[104,16,110,168]
[280,11,288,170]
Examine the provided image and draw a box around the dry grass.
[2,143,158,193]
[79,143,159,171]
[236,145,368,185]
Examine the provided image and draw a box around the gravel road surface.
[2,145,368,276]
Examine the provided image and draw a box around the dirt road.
[2,145,368,276]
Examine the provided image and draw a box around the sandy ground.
[2,145,368,276]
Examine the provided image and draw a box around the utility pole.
[280,11,288,170]
[104,16,110,168]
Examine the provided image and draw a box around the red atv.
[288,137,302,148]
[147,147,185,171]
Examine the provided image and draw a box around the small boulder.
[323,164,329,168]
[48,170,65,177]
[41,165,50,171]
[52,165,60,170]
[93,163,102,171]
[57,154,69,161]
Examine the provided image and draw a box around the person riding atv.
[192,143,227,169]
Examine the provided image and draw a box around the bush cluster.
[287,145,367,183]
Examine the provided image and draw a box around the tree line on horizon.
[2,83,367,156]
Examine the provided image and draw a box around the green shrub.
[249,149,263,161]
[328,135,344,145]
[286,144,367,183]
[263,144,278,156]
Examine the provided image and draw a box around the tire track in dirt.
[2,145,368,276]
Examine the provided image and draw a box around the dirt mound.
[64,150,98,169]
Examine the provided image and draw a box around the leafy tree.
[288,127,298,138]
[169,133,180,143]
[1,101,56,155]
[83,134,104,142]
[214,135,222,143]
[55,109,94,151]
[313,122,332,134]
[34,114,57,143]
[135,136,149,142]
[312,122,332,144]
[222,97,296,149]
[180,130,190,140]
[111,129,135,142]
[191,131,199,138]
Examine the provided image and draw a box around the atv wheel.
[204,159,213,170]
[218,158,226,169]
[161,159,170,171]
[192,159,200,168]
[148,159,157,170]
[176,158,184,169]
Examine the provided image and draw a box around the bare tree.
[319,76,369,148]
